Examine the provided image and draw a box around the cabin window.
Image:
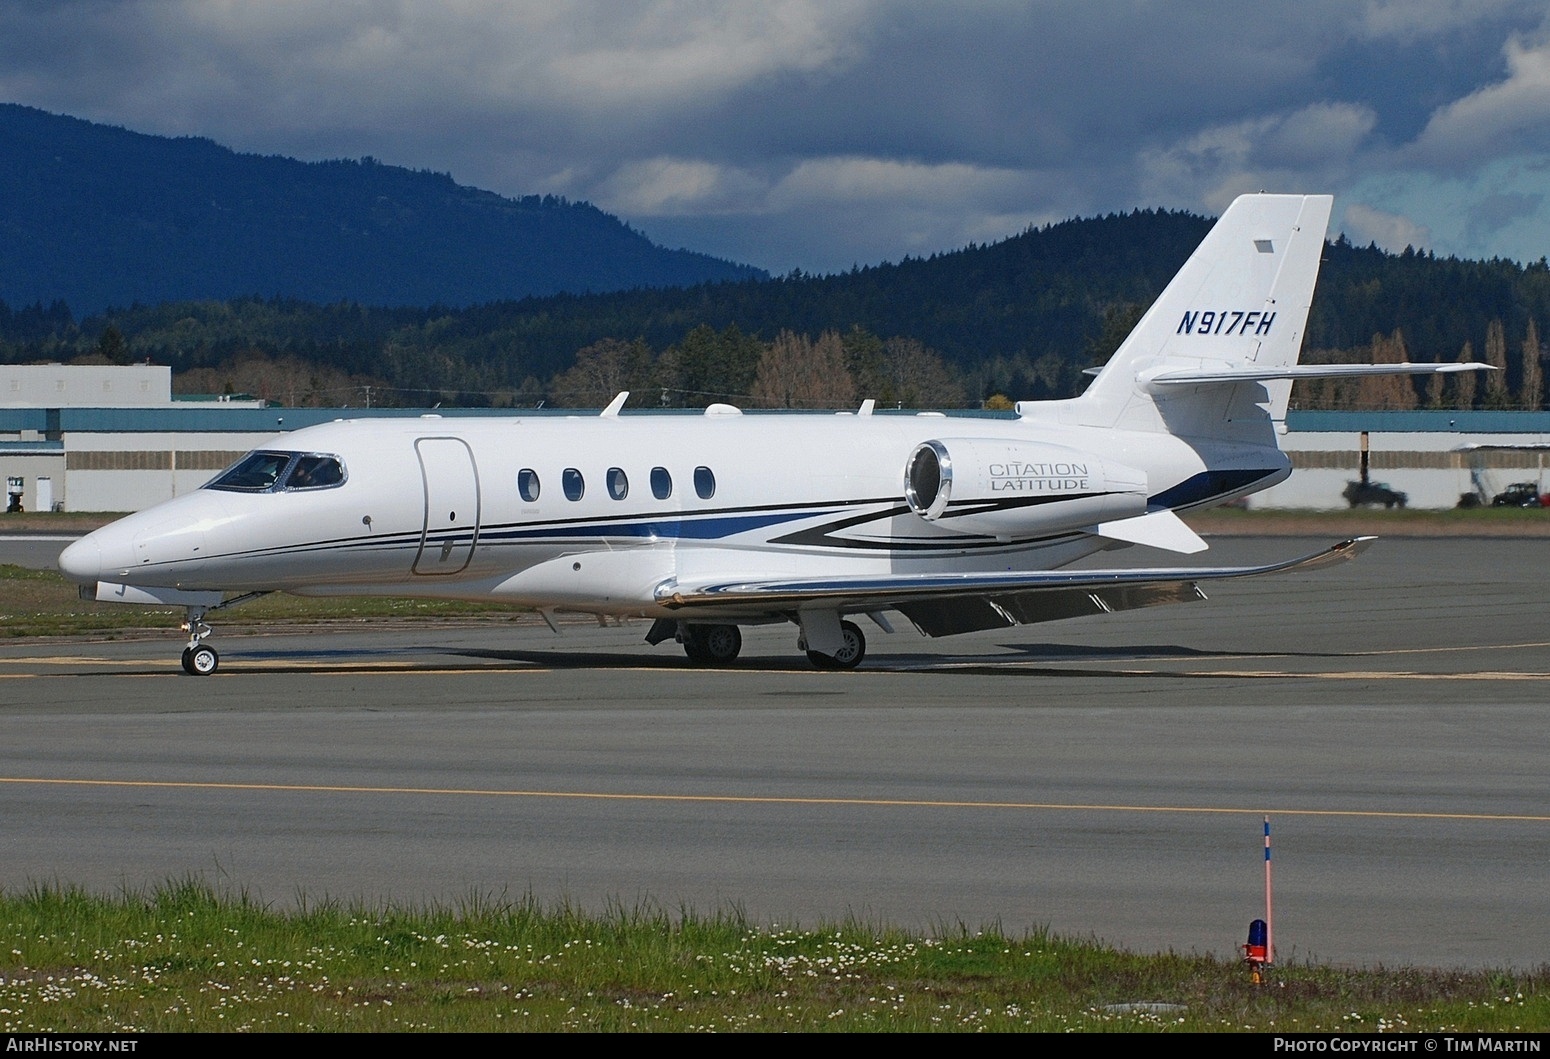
[606,467,628,500]
[284,455,345,490]
[207,451,295,492]
[562,468,584,501]
[694,466,716,499]
[518,468,540,502]
[650,466,672,500]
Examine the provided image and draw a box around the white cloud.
[1262,103,1378,165]
[1357,0,1538,42]
[536,0,867,106]
[1341,202,1432,252]
[160,0,869,114]
[599,153,1052,270]
[599,157,768,215]
[1411,31,1550,163]
[1137,103,1376,212]
[771,156,1028,206]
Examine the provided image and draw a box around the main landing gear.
[646,616,868,670]
[680,623,743,665]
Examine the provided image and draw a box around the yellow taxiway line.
[1,775,1546,823]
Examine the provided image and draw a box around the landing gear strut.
[805,620,866,670]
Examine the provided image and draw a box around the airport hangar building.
[3,364,1549,514]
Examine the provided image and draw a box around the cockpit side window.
[284,455,345,490]
[207,451,294,492]
[206,451,346,493]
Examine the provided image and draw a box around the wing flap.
[896,581,1208,637]
[654,536,1374,636]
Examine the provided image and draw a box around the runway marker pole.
[1264,815,1274,965]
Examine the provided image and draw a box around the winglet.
[600,392,629,417]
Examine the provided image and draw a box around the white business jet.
[59,194,1486,674]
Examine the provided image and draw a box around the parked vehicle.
[1491,482,1550,508]
[1343,480,1407,508]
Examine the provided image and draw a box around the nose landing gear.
[175,592,267,675]
[180,608,218,675]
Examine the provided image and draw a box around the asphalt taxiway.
[1,535,1547,970]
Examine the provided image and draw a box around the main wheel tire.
[182,644,219,676]
[805,620,865,670]
[683,624,741,665]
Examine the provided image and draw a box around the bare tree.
[1521,318,1543,411]
[876,337,967,409]
[1454,341,1478,410]
[1424,348,1448,408]
[549,338,653,408]
[751,330,856,409]
[1483,319,1510,408]
[1354,329,1417,410]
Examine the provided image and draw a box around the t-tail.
[1025,192,1487,445]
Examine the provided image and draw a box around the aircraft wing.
[654,537,1374,637]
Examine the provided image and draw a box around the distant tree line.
[547,325,965,410]
[4,209,1550,411]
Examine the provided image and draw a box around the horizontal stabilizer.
[1141,361,1492,391]
[1091,508,1208,554]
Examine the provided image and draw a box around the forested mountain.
[0,104,761,312]
[3,143,1549,410]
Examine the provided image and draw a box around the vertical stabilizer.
[1053,194,1333,440]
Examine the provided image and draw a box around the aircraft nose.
[58,536,103,583]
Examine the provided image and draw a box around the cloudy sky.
[5,1,1550,274]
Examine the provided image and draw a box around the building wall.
[1255,419,1550,509]
[1,365,172,408]
[0,450,65,512]
[61,432,277,510]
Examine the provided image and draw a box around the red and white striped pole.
[1264,815,1274,965]
[1243,817,1273,981]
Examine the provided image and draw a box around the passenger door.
[413,437,480,575]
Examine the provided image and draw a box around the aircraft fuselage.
[59,411,1287,621]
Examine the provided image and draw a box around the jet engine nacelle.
[904,438,1148,539]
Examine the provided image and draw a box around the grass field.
[1,883,1546,1033]
[0,563,531,638]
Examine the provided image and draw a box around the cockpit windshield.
[206,451,346,493]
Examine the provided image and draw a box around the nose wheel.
[181,643,219,675]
